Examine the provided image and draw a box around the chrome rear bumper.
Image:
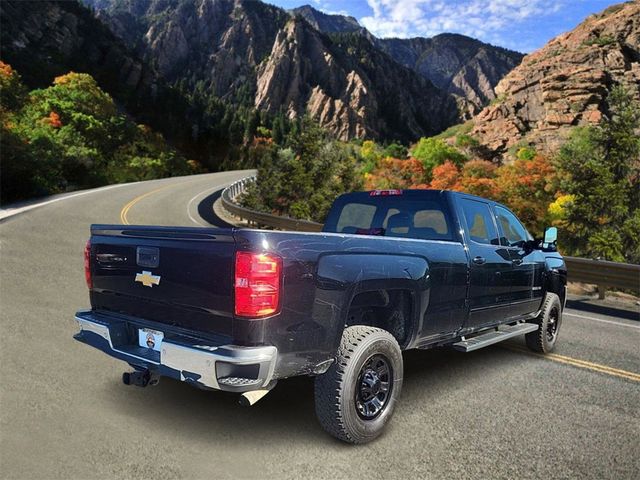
[74,310,277,392]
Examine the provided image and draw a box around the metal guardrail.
[564,257,640,296]
[221,176,640,295]
[221,176,323,232]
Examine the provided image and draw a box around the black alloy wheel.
[355,354,393,420]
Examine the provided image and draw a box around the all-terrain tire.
[314,326,403,444]
[525,292,562,353]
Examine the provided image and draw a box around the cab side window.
[460,198,499,245]
[494,206,531,247]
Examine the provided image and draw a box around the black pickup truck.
[75,189,566,443]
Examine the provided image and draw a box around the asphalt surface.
[1,171,639,479]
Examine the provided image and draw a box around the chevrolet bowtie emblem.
[135,270,161,288]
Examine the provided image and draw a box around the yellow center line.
[119,183,182,225]
[503,345,640,382]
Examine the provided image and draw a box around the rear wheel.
[314,326,403,444]
[526,292,562,353]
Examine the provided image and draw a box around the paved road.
[1,172,639,479]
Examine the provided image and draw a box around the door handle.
[472,256,486,265]
[512,258,523,265]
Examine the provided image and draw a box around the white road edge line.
[0,183,133,221]
[564,312,640,330]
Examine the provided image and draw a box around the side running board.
[453,323,538,352]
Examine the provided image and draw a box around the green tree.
[242,117,363,222]
[556,86,640,262]
[411,137,467,180]
[0,62,26,111]
[271,111,286,145]
[360,140,383,173]
[1,65,197,203]
[1,62,63,201]
[383,142,408,159]
[244,109,259,142]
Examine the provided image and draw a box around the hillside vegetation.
[0,63,197,202]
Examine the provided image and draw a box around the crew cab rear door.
[456,197,514,329]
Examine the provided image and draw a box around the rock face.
[291,5,362,34]
[85,0,289,99]
[254,19,373,139]
[255,18,457,141]
[470,2,640,159]
[83,0,459,141]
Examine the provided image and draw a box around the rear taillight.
[234,251,282,318]
[84,240,92,289]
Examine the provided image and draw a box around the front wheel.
[526,292,562,353]
[314,326,403,444]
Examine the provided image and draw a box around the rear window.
[336,203,377,232]
[325,192,454,241]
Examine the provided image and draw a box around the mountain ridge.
[81,0,461,141]
[83,0,526,139]
[291,4,524,116]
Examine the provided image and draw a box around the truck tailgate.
[88,225,235,337]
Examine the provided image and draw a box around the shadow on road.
[101,344,521,446]
[566,298,640,321]
[197,188,235,228]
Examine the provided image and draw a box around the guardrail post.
[597,285,606,300]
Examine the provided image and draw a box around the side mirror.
[543,227,557,245]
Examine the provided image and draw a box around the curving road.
[1,171,639,479]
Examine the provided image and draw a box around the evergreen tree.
[557,86,640,262]
[272,112,285,145]
[244,109,259,142]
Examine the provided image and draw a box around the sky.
[268,0,621,52]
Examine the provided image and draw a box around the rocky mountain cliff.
[291,5,362,34]
[83,0,459,141]
[292,5,523,116]
[469,1,640,159]
[255,18,457,140]
[85,0,289,100]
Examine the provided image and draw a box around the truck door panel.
[457,198,513,329]
[493,206,544,317]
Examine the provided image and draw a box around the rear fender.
[313,253,430,352]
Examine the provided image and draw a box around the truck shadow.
[101,343,523,446]
[196,188,235,228]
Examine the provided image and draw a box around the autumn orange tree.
[496,154,556,235]
[365,157,427,190]
[429,161,462,190]
[459,160,500,199]
[427,154,558,236]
